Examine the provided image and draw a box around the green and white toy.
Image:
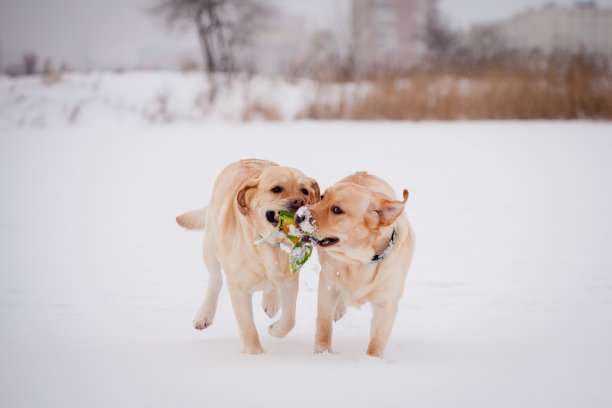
[253,210,321,273]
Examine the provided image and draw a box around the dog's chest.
[334,265,379,306]
[258,247,291,285]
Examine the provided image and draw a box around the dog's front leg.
[314,273,339,354]
[227,284,264,354]
[268,276,298,338]
[261,288,279,318]
[366,303,398,358]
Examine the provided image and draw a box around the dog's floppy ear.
[366,189,409,228]
[236,175,260,216]
[309,178,321,204]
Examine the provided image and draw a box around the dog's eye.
[270,186,283,193]
[331,206,344,215]
[301,188,309,195]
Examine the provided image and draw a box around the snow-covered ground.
[0,71,320,127]
[1,76,612,406]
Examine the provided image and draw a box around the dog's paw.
[262,302,279,319]
[268,320,294,338]
[314,343,332,354]
[333,301,347,322]
[261,290,280,318]
[193,312,213,330]
[365,344,384,359]
[359,354,384,365]
[243,344,264,355]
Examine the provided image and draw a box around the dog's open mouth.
[318,237,339,247]
[265,210,279,226]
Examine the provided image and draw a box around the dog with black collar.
[296,172,415,358]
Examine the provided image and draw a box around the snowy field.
[1,106,612,406]
[0,72,318,126]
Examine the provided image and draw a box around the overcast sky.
[0,0,605,70]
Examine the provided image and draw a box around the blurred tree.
[462,26,510,66]
[287,30,356,82]
[424,14,455,64]
[425,19,512,69]
[23,53,38,75]
[151,0,270,73]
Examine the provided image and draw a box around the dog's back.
[176,159,277,231]
[339,171,398,200]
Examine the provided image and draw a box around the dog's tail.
[176,206,207,230]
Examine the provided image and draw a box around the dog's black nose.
[295,214,305,224]
[289,197,305,212]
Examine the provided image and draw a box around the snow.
[290,242,312,267]
[287,224,302,238]
[279,243,293,254]
[296,206,316,233]
[0,71,319,127]
[1,76,612,407]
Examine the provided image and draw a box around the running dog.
[296,172,415,358]
[177,159,320,354]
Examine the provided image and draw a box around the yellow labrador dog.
[296,172,415,358]
[177,159,320,354]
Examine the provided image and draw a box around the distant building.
[240,12,311,74]
[352,0,438,69]
[494,1,612,56]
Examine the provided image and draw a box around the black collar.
[369,230,396,264]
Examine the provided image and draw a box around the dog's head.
[298,182,408,264]
[236,166,320,234]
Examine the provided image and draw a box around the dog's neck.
[369,228,396,264]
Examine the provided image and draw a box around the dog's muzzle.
[266,210,279,226]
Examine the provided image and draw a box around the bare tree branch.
[150,0,270,73]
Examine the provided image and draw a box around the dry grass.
[242,101,282,121]
[299,57,612,120]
